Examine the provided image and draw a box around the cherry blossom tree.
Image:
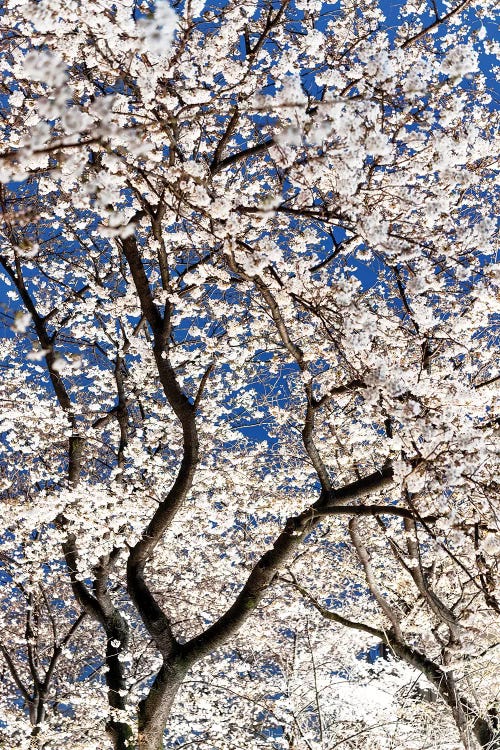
[0,0,499,748]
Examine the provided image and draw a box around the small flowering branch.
[401,0,473,49]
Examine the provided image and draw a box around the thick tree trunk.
[137,659,188,750]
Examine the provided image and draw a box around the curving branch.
[181,463,394,663]
[122,238,200,653]
[402,516,461,637]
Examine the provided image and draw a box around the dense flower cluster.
[0,0,498,748]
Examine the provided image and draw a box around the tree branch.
[0,642,31,702]
[317,504,436,521]
[295,579,498,749]
[181,463,393,662]
[212,138,275,175]
[349,516,403,640]
[401,0,473,48]
[210,106,239,173]
[285,573,384,639]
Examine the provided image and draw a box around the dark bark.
[128,459,393,748]
[121,228,202,748]
[182,465,394,662]
[122,233,200,656]
[137,657,189,750]
[105,614,135,750]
